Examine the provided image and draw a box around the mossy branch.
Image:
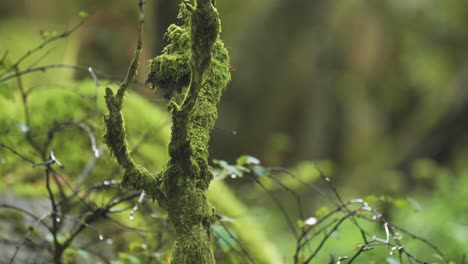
[147,0,230,193]
[103,0,163,199]
[146,0,230,263]
[107,0,230,262]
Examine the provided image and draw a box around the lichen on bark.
[104,0,230,263]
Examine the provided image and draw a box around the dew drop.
[106,238,113,245]
[230,174,236,179]
[129,214,135,220]
[99,234,104,240]
[103,180,110,185]
[232,130,237,136]
[304,217,317,226]
[55,218,61,223]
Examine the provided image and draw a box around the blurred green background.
[1,0,468,263]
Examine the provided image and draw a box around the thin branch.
[102,0,161,197]
[117,0,145,99]
[247,173,298,238]
[0,204,52,232]
[390,224,449,263]
[8,212,51,263]
[0,143,36,165]
[12,19,87,68]
[25,46,56,70]
[214,214,256,264]
[44,166,60,261]
[61,192,140,250]
[0,63,147,87]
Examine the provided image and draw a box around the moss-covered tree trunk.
[104,0,230,263]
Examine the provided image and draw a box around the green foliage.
[0,81,170,188]
[3,0,467,262]
[113,252,142,264]
[212,155,270,180]
[211,224,236,253]
[391,169,468,261]
[78,11,88,18]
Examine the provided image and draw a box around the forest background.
[1,0,468,263]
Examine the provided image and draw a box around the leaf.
[212,224,237,253]
[213,159,249,179]
[117,252,141,264]
[407,197,422,211]
[79,11,89,18]
[40,30,51,39]
[364,195,379,205]
[386,257,400,264]
[212,168,227,180]
[392,198,409,208]
[236,155,260,166]
[315,206,330,217]
[251,165,269,177]
[0,82,14,101]
[297,219,305,228]
[129,241,147,253]
[433,254,445,261]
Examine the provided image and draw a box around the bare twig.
[8,212,51,264]
[214,214,256,264]
[247,173,298,238]
[0,143,36,165]
[12,19,87,68]
[44,166,60,262]
[0,204,51,232]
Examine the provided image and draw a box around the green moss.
[146,6,192,101]
[171,224,215,264]
[0,80,170,186]
[101,0,231,262]
[103,87,166,201]
[145,0,231,262]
